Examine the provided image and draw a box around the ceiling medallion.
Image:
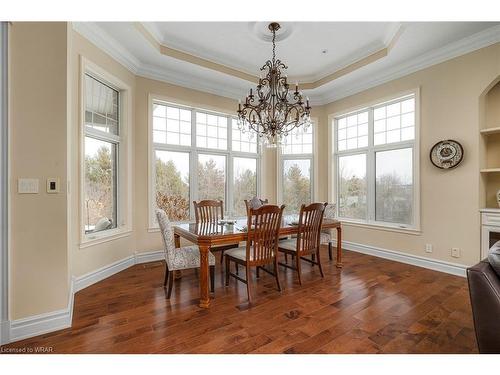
[237,22,312,148]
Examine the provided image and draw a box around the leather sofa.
[467,259,500,353]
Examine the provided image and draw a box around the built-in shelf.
[480,168,500,173]
[480,126,500,135]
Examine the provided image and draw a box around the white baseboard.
[6,251,163,344]
[73,250,164,293]
[332,239,467,277]
[73,255,135,293]
[134,250,164,264]
[9,277,75,343]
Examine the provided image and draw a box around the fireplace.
[481,209,500,259]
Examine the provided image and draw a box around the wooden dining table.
[174,217,342,308]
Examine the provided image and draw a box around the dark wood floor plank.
[0,249,477,353]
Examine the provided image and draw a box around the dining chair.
[156,209,215,299]
[224,204,285,303]
[320,203,337,261]
[278,202,327,285]
[244,197,269,215]
[193,200,239,263]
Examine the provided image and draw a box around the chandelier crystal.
[237,22,312,148]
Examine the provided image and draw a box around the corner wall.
[316,42,500,267]
[9,22,69,319]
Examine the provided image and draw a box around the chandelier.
[236,22,312,147]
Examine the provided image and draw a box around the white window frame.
[330,89,420,232]
[79,58,132,247]
[148,95,262,230]
[278,119,318,207]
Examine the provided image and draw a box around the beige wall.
[8,22,500,322]
[317,43,500,267]
[9,22,70,319]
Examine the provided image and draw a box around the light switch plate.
[47,178,60,193]
[18,178,39,194]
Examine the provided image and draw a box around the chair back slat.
[296,203,327,256]
[193,200,224,224]
[246,205,284,266]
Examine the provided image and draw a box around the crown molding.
[72,22,500,106]
[315,24,500,105]
[136,63,244,101]
[72,22,141,74]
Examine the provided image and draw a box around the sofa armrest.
[467,260,500,353]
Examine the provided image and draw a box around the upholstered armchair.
[156,209,216,299]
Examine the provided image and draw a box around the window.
[83,74,120,234]
[151,100,260,225]
[333,93,418,229]
[280,125,314,213]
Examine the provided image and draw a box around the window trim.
[277,118,318,207]
[148,94,262,230]
[329,88,421,232]
[79,57,132,247]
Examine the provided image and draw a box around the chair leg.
[296,255,302,286]
[220,250,225,264]
[166,271,174,299]
[285,253,288,264]
[225,256,230,286]
[210,265,215,293]
[273,258,282,292]
[311,253,316,264]
[163,262,169,287]
[246,265,252,303]
[256,266,260,279]
[328,242,333,261]
[317,249,324,278]
[235,263,239,275]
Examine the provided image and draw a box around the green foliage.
[197,159,225,201]
[84,145,115,229]
[283,163,311,213]
[155,158,190,221]
[233,169,257,216]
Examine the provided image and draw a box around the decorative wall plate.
[430,140,464,169]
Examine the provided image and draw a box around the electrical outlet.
[425,244,433,253]
[451,248,461,258]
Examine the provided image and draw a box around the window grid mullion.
[367,108,375,222]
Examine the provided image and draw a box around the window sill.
[79,228,132,249]
[338,219,421,235]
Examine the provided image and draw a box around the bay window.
[150,100,260,226]
[333,92,418,230]
[280,125,314,214]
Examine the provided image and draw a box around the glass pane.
[196,112,228,150]
[198,154,226,201]
[338,153,366,220]
[283,125,313,155]
[153,104,191,146]
[233,157,257,217]
[84,137,117,233]
[84,74,119,135]
[155,150,190,221]
[376,148,413,225]
[283,159,311,214]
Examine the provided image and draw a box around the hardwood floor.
[1,249,477,353]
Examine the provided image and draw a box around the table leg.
[174,234,182,280]
[336,226,343,268]
[198,243,211,308]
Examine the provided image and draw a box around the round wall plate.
[429,139,464,169]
